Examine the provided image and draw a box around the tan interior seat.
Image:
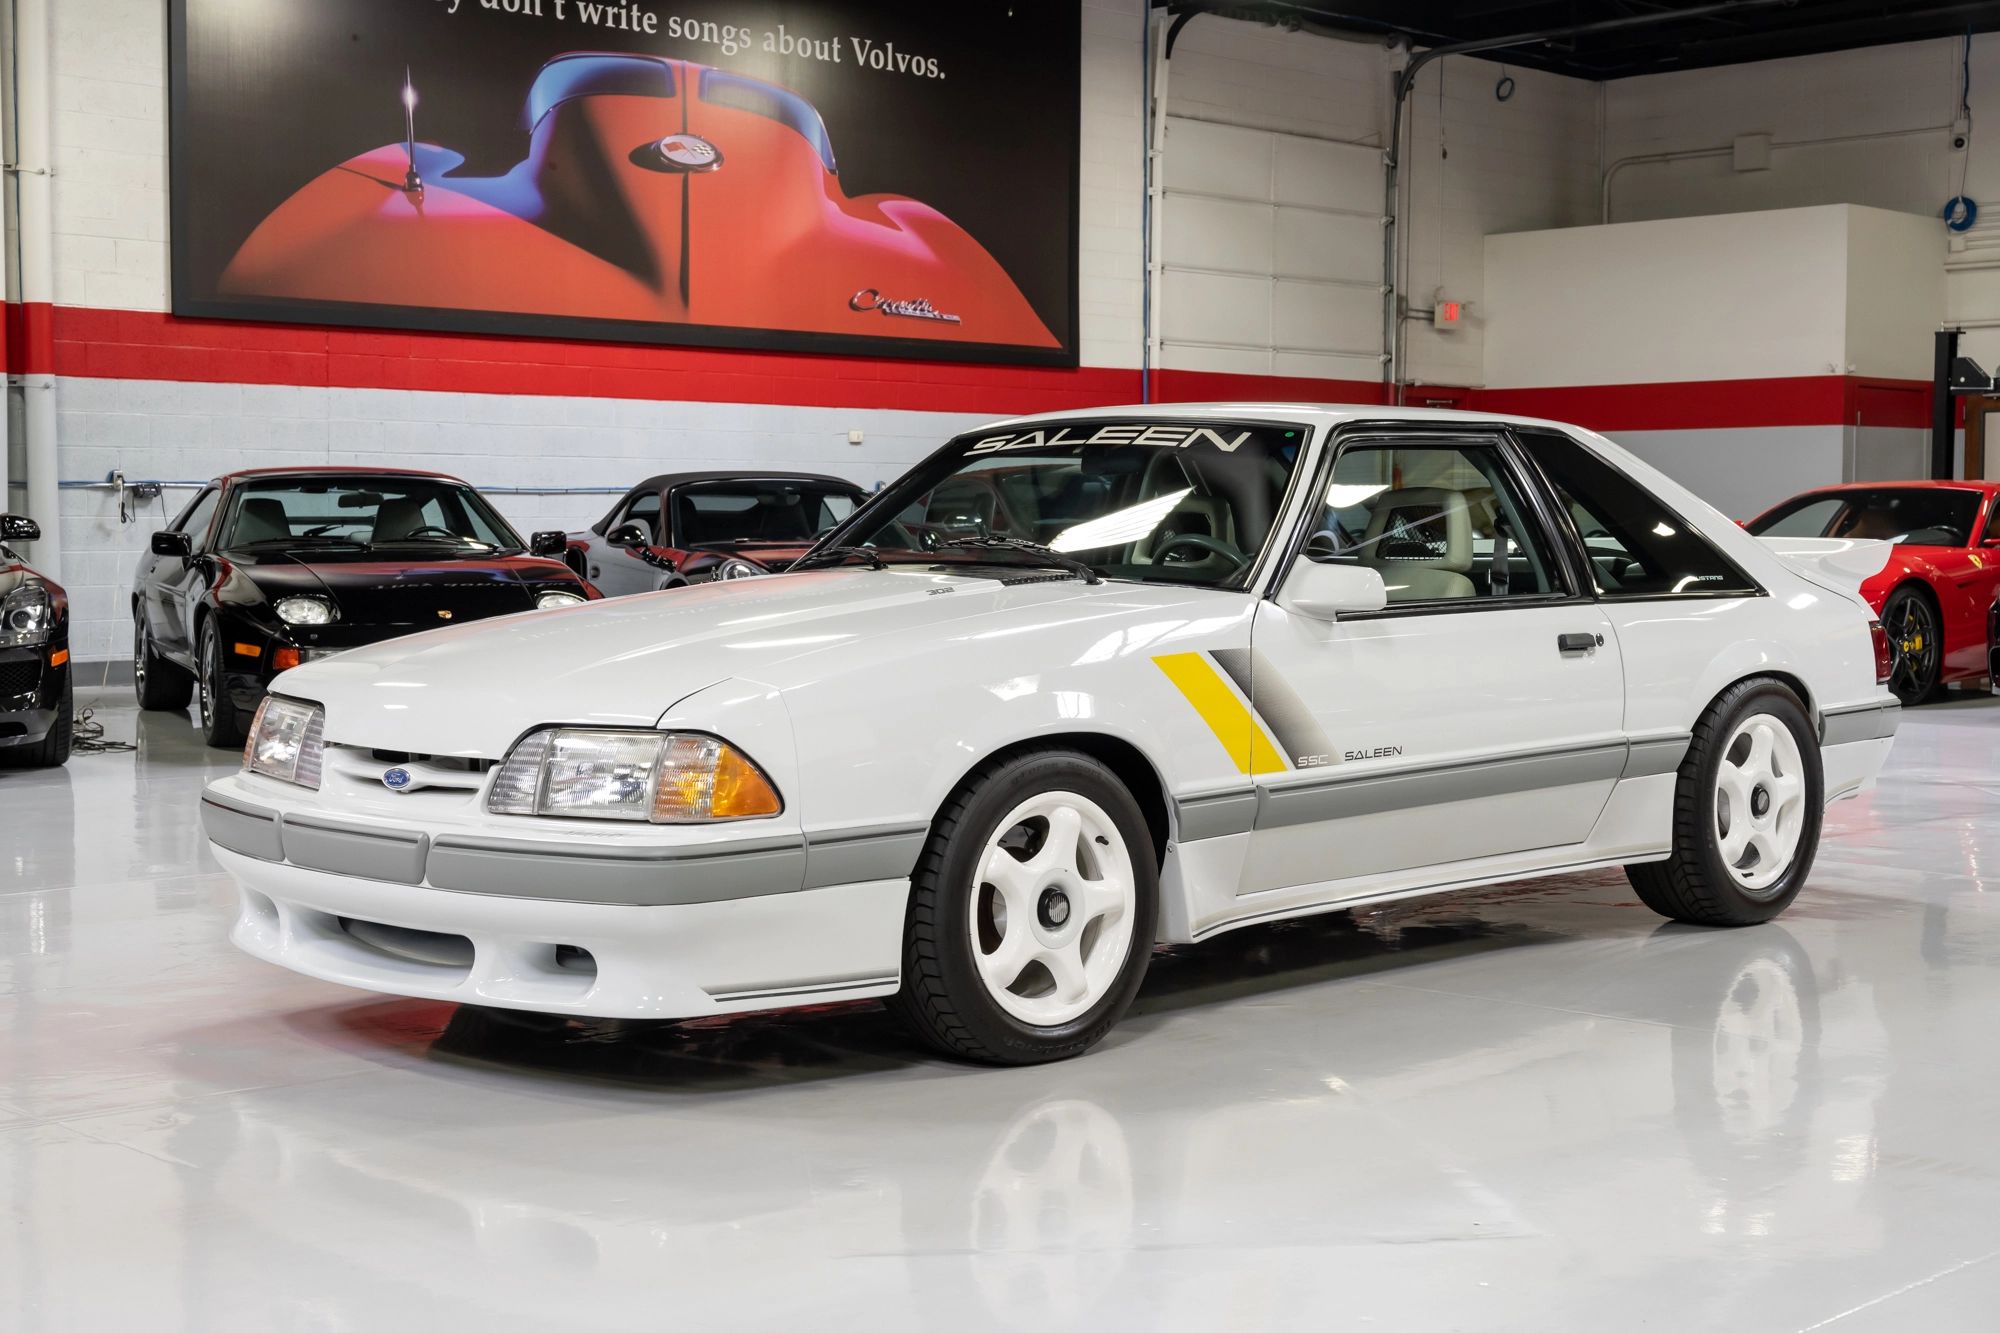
[1357,487,1475,601]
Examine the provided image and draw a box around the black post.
[1932,327,1960,480]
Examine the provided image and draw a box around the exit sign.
[1434,300,1464,331]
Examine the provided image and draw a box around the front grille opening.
[337,917,474,969]
[553,944,596,975]
[366,749,495,773]
[0,660,40,698]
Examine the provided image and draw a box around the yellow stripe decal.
[1153,652,1288,776]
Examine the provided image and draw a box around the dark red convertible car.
[1748,481,2000,704]
[220,53,1059,352]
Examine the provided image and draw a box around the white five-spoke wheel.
[1713,713,1807,897]
[893,749,1159,1064]
[970,791,1137,1028]
[1628,677,1823,927]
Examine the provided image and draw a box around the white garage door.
[1159,117,1386,382]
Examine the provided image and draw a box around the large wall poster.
[169,1,1080,366]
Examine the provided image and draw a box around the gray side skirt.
[1175,734,1692,841]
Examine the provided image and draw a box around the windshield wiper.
[941,536,1101,585]
[793,545,887,571]
[240,535,371,551]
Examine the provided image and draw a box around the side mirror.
[0,513,40,543]
[607,523,649,550]
[151,530,193,559]
[529,530,567,558]
[1278,556,1386,621]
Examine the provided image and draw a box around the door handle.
[1558,632,1602,654]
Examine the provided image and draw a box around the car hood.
[274,567,1100,754]
[223,549,583,626]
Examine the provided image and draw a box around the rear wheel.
[133,618,193,711]
[1628,678,1822,926]
[890,750,1158,1065]
[198,622,249,749]
[1882,585,1943,706]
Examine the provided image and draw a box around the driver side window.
[619,493,662,544]
[175,488,221,553]
[1310,442,1562,605]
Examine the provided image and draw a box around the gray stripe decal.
[1257,741,1629,830]
[1210,646,1332,770]
[200,793,283,863]
[1821,702,1900,746]
[802,824,927,889]
[426,832,808,906]
[1177,789,1258,841]
[283,814,429,886]
[1621,735,1691,779]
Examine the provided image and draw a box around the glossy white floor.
[4,688,1999,1331]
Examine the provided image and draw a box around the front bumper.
[0,647,67,750]
[202,777,913,1018]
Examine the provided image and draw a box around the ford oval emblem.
[382,767,413,792]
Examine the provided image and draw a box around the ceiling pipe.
[1379,0,1800,399]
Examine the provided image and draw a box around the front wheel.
[890,750,1158,1065]
[198,622,250,749]
[1882,586,1943,706]
[1628,678,1823,926]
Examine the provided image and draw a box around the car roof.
[1775,479,2000,495]
[969,401,1600,435]
[632,471,864,493]
[218,466,468,484]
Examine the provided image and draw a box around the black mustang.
[564,471,866,598]
[133,468,594,747]
[0,514,71,768]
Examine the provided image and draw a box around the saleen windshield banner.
[168,0,1080,365]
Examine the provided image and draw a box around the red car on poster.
[219,53,1060,353]
[1748,481,2000,705]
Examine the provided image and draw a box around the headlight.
[243,696,325,789]
[487,729,782,823]
[714,558,765,581]
[535,590,586,610]
[275,596,337,626]
[0,582,53,648]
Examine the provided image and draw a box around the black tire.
[1628,678,1823,926]
[1881,585,1943,706]
[9,673,72,768]
[889,749,1159,1065]
[133,617,193,711]
[198,621,249,749]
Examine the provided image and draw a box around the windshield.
[1749,488,1981,547]
[826,419,1309,588]
[673,481,859,546]
[221,477,522,552]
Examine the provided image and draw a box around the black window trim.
[1266,422,1592,622]
[1507,425,1767,604]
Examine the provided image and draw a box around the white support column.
[12,0,59,579]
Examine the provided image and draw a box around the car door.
[149,485,221,662]
[1239,429,1626,901]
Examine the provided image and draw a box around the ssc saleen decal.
[969,424,1254,455]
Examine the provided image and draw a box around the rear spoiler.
[1755,536,1893,598]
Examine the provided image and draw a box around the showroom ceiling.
[1158,0,2000,78]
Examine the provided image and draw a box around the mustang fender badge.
[382,768,414,792]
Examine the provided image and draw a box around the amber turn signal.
[650,735,783,822]
[272,647,304,672]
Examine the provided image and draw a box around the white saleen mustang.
[203,406,1900,1063]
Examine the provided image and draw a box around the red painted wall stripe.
[4,303,1939,431]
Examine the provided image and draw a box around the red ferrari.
[220,53,1059,350]
[1748,481,2000,704]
